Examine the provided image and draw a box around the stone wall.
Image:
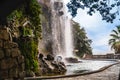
[0,27,25,80]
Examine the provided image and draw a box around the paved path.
[45,63,120,80]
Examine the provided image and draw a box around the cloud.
[91,32,114,54]
[93,48,114,55]
[72,8,120,55]
[73,9,101,29]
[64,0,120,55]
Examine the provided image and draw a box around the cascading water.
[50,0,66,56]
[50,0,74,57]
[65,18,74,57]
[40,0,74,58]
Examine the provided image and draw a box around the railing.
[92,54,120,59]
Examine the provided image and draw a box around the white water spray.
[50,0,74,57]
[40,0,74,57]
[65,18,73,57]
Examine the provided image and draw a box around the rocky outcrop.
[38,54,66,75]
[0,27,25,80]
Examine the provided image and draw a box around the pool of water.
[24,59,119,80]
[66,59,117,75]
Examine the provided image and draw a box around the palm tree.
[109,25,120,54]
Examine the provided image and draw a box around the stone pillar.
[0,27,25,80]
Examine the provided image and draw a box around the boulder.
[51,61,66,73]
[38,54,66,75]
[38,53,44,59]
[25,71,35,77]
[39,59,52,74]
[65,57,80,63]
[45,54,54,61]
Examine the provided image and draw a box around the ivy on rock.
[7,0,42,76]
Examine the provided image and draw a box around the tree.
[72,20,92,57]
[109,25,120,54]
[67,0,120,23]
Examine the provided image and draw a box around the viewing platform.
[83,53,120,59]
[92,54,120,59]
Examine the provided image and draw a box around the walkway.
[45,63,120,80]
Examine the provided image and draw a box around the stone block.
[11,42,18,48]
[0,40,3,48]
[19,63,25,71]
[17,55,24,64]
[0,70,8,79]
[0,49,4,59]
[3,78,13,80]
[1,59,10,70]
[3,41,11,49]
[18,71,25,79]
[11,48,20,58]
[0,58,16,70]
[21,63,25,71]
[0,28,9,40]
[5,49,11,57]
[4,41,18,49]
[9,68,18,78]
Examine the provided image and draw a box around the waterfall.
[50,0,65,56]
[65,18,74,57]
[50,0,74,57]
[39,0,74,57]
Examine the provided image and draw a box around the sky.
[63,0,120,55]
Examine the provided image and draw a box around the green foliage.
[109,25,120,54]
[7,0,41,73]
[67,0,120,23]
[26,0,42,39]
[7,7,25,26]
[23,27,32,37]
[7,9,23,21]
[72,21,92,57]
[18,37,39,72]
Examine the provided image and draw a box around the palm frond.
[111,41,120,52]
[116,25,120,33]
[108,39,116,45]
[112,30,118,35]
[110,34,120,40]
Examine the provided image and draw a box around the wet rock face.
[39,53,44,59]
[45,54,54,61]
[0,27,25,80]
[51,61,66,74]
[38,0,51,7]
[58,11,64,16]
[25,71,35,77]
[54,2,63,11]
[38,54,66,75]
